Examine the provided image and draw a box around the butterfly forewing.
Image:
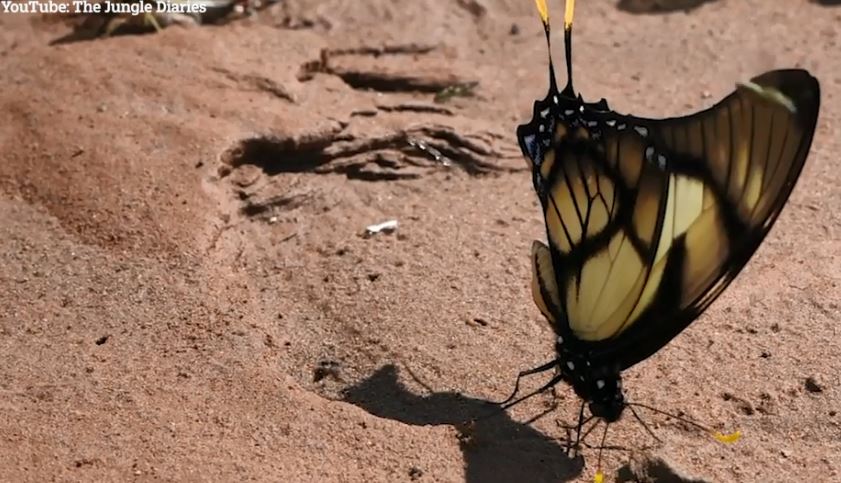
[527,69,819,369]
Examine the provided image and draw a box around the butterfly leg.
[522,401,560,426]
[500,371,565,412]
[627,404,662,444]
[493,358,559,405]
[566,400,586,456]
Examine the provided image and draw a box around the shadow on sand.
[342,364,583,483]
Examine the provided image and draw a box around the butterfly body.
[519,93,630,422]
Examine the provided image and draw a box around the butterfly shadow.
[615,0,716,14]
[341,364,584,483]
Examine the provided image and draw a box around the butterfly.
[505,0,821,454]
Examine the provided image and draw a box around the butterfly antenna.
[533,0,558,94]
[627,402,742,444]
[593,423,609,483]
[562,0,575,96]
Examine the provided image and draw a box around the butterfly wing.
[525,69,820,370]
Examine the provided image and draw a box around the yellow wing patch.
[571,231,647,340]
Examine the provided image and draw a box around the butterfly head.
[558,342,626,423]
[585,373,625,423]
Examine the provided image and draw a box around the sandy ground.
[1,0,840,481]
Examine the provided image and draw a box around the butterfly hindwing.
[526,69,820,369]
[531,240,562,327]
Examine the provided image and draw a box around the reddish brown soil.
[1,1,839,481]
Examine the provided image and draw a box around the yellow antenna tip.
[713,430,742,444]
[594,471,605,483]
[564,0,575,30]
[534,0,549,25]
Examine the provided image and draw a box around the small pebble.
[805,377,824,393]
[409,466,424,480]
